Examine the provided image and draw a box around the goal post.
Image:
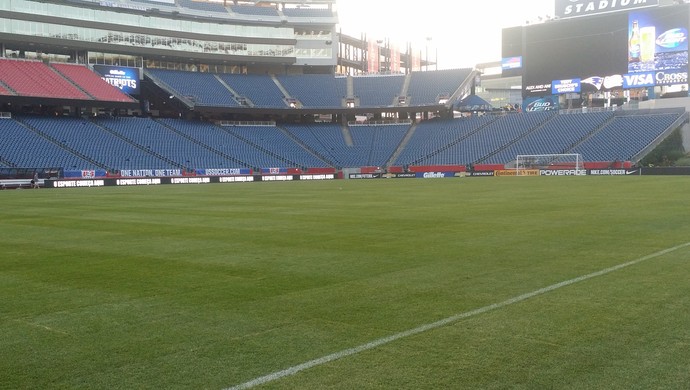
[515,153,583,175]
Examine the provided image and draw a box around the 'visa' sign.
[623,72,655,89]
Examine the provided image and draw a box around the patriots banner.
[93,65,141,95]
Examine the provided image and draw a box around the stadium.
[2,0,690,389]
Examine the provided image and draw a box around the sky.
[336,0,554,69]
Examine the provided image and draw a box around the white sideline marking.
[224,242,690,390]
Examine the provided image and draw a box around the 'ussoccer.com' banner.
[196,168,251,176]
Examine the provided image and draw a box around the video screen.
[521,4,689,97]
[93,65,141,96]
[627,9,688,85]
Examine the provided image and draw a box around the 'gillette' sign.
[93,65,140,95]
[552,79,581,94]
[556,0,658,19]
[623,72,655,88]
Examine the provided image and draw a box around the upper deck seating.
[52,63,136,103]
[230,4,279,16]
[277,74,347,108]
[407,68,472,106]
[353,75,405,107]
[219,74,286,108]
[147,69,240,107]
[0,59,88,100]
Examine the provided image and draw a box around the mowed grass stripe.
[225,241,690,390]
[1,177,689,389]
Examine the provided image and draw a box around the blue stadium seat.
[96,117,241,169]
[230,4,279,16]
[277,74,347,108]
[571,111,682,161]
[353,75,405,107]
[0,118,96,169]
[147,69,240,107]
[407,69,473,106]
[178,0,228,13]
[282,7,334,18]
[484,112,613,164]
[218,74,287,108]
[21,116,171,170]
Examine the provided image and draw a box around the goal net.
[516,154,583,175]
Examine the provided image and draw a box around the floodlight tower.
[425,36,432,71]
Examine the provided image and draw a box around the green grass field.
[2,177,689,389]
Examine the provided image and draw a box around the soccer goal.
[515,153,583,175]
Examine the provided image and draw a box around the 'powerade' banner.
[552,78,581,94]
[556,0,659,19]
[523,96,559,112]
[93,65,140,95]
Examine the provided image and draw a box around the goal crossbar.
[516,153,583,174]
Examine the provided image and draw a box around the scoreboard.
[503,3,689,100]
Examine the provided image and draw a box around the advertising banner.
[45,174,335,188]
[628,8,688,77]
[261,168,288,175]
[552,79,582,94]
[654,68,688,86]
[196,168,251,176]
[63,169,108,179]
[119,169,182,177]
[588,168,640,175]
[93,65,141,95]
[623,72,656,88]
[523,96,559,112]
[415,172,462,179]
[556,0,659,19]
[367,40,380,73]
[501,56,523,71]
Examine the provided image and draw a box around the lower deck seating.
[0,110,683,170]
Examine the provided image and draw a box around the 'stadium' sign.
[556,0,659,19]
[93,65,140,95]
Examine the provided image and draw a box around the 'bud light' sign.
[93,65,140,95]
[524,96,559,112]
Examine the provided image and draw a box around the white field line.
[224,242,690,390]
